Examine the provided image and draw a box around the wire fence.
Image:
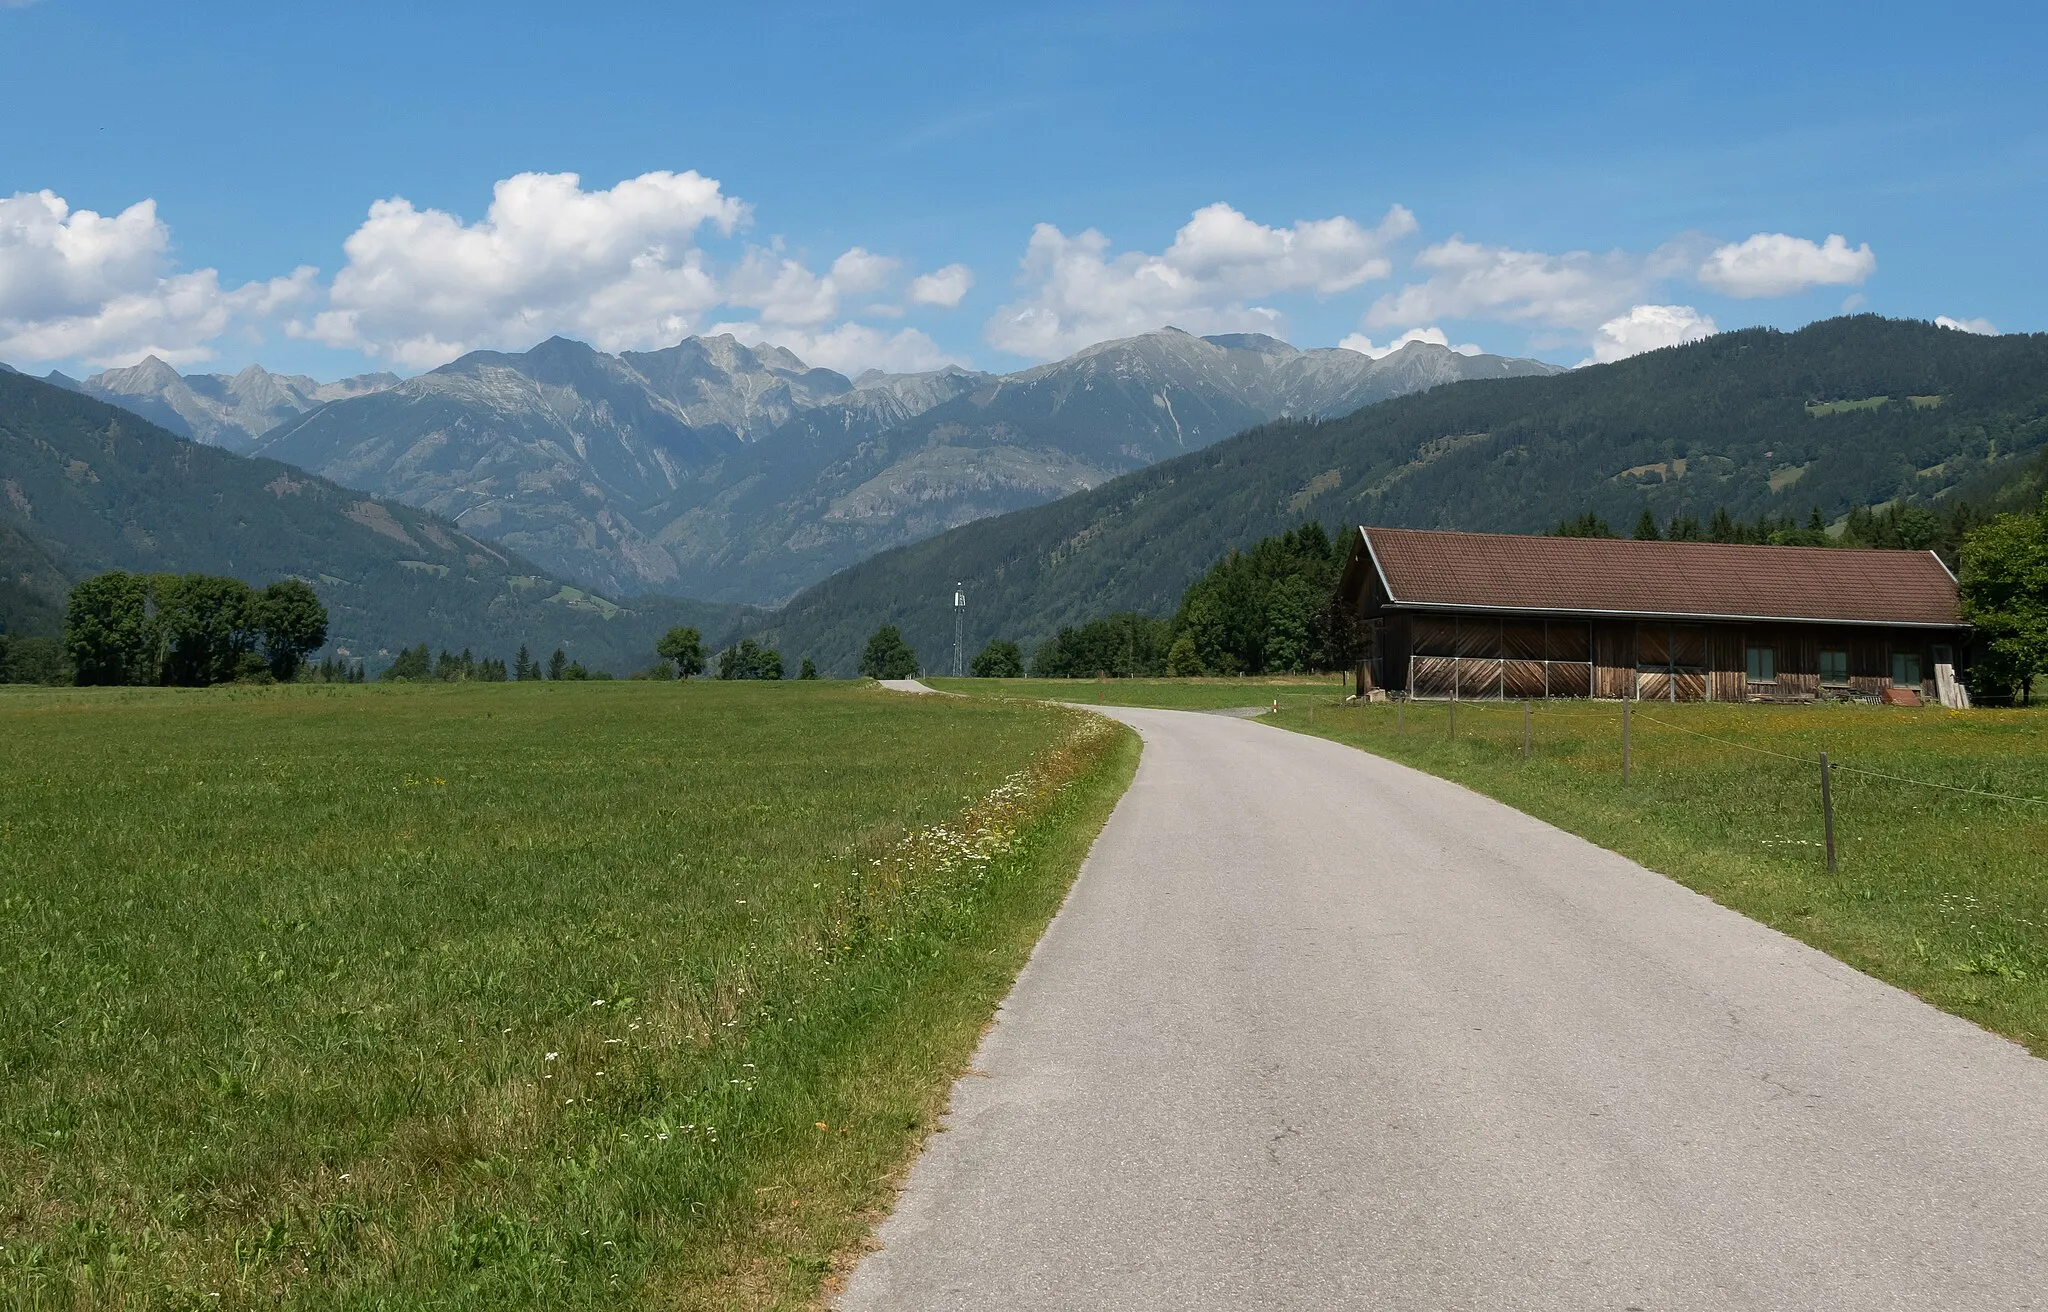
[1296,692,2048,875]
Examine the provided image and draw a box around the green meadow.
[0,681,1135,1309]
[1277,697,2048,1055]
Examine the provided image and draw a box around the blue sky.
[2,0,2041,379]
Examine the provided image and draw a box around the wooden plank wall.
[1593,622,1633,699]
[1383,612,1956,702]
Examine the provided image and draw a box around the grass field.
[0,680,1135,1309]
[923,674,1344,711]
[1274,697,2048,1055]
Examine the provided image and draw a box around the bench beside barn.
[1337,527,1972,707]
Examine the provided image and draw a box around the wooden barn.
[1337,527,1971,707]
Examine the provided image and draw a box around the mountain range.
[0,369,748,669]
[46,356,399,448]
[16,316,2032,681]
[754,317,2048,674]
[235,329,1558,603]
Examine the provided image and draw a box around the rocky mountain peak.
[92,355,184,394]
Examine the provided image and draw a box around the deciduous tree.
[657,626,706,679]
[256,578,327,681]
[858,626,919,679]
[970,639,1024,678]
[1959,498,2048,703]
[64,571,154,686]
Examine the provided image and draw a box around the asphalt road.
[837,704,2048,1310]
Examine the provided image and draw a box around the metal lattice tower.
[953,583,967,677]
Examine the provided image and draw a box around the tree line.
[1553,501,1984,557]
[61,571,328,686]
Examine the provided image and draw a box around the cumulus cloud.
[1364,236,1689,332]
[1697,232,1874,298]
[1337,326,1482,359]
[1582,304,1718,365]
[302,170,750,368]
[0,190,315,367]
[908,263,974,308]
[1935,314,1998,335]
[985,202,1417,359]
[722,245,901,327]
[709,320,964,376]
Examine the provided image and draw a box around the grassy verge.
[1275,697,2048,1055]
[0,680,1137,1309]
[924,674,1345,711]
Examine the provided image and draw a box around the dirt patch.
[346,500,421,549]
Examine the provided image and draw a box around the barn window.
[1891,652,1922,688]
[1746,645,1776,682]
[1819,649,1849,684]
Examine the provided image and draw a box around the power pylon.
[953,583,967,677]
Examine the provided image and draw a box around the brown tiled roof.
[1357,527,1963,626]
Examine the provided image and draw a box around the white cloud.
[1697,232,1874,298]
[721,245,901,328]
[709,320,965,376]
[1365,236,1688,332]
[1935,314,1998,335]
[1338,326,1482,359]
[0,190,314,367]
[303,170,749,368]
[985,202,1416,359]
[908,263,974,308]
[1582,304,1718,365]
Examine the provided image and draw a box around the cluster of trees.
[1558,501,1993,562]
[1959,493,2048,703]
[306,655,367,683]
[644,627,819,681]
[1164,523,1357,675]
[970,639,1024,679]
[1013,523,1359,678]
[383,645,515,681]
[0,633,66,684]
[63,571,328,686]
[1556,506,1841,546]
[1029,613,1172,678]
[954,523,1362,680]
[859,626,919,679]
[717,638,785,680]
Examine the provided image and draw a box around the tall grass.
[0,681,1135,1309]
[1280,697,2048,1055]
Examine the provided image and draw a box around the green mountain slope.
[761,317,2048,672]
[0,370,748,669]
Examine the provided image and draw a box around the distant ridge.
[0,369,748,669]
[247,328,1556,602]
[48,356,399,450]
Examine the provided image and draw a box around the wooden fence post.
[1820,751,1837,873]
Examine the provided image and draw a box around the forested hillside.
[0,371,749,671]
[761,318,2048,672]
